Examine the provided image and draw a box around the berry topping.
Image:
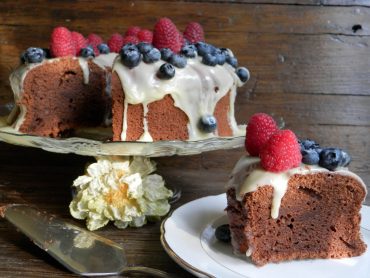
[80,46,95,58]
[196,42,216,57]
[71,31,87,55]
[236,67,250,82]
[87,33,103,55]
[215,49,226,65]
[183,22,205,43]
[299,139,320,151]
[137,29,153,43]
[122,35,139,46]
[319,148,343,171]
[181,44,197,58]
[169,54,187,68]
[226,56,238,68]
[137,42,153,54]
[199,115,217,133]
[107,33,124,53]
[120,44,141,68]
[160,48,173,61]
[260,129,302,172]
[22,47,45,63]
[97,43,110,54]
[50,26,75,57]
[143,47,161,63]
[340,150,351,167]
[125,26,141,37]
[245,113,279,156]
[202,53,218,66]
[302,149,320,165]
[153,17,182,53]
[157,63,176,80]
[215,224,231,243]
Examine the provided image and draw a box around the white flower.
[70,156,173,231]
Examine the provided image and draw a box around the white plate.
[161,194,370,278]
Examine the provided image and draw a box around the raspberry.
[153,17,182,53]
[71,31,87,55]
[125,26,141,37]
[137,29,153,43]
[245,113,278,156]
[50,26,76,57]
[87,33,103,56]
[260,130,302,172]
[108,33,124,53]
[183,22,205,43]
[122,35,139,46]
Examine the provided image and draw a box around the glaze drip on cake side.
[113,56,246,141]
[8,54,117,131]
[228,156,367,219]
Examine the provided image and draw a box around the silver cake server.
[2,204,172,277]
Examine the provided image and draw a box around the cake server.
[2,204,172,277]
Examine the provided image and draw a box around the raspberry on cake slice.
[225,113,367,266]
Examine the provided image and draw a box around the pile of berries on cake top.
[245,113,351,172]
[21,17,249,82]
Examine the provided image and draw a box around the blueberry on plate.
[319,148,342,171]
[302,149,320,165]
[169,54,187,68]
[199,115,217,133]
[23,47,45,63]
[143,47,161,63]
[157,63,176,80]
[215,224,231,243]
[80,46,95,58]
[160,48,173,61]
[97,43,110,54]
[236,67,250,82]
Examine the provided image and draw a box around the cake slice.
[226,113,367,266]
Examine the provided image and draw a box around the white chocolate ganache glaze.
[113,55,247,142]
[228,156,367,219]
[8,54,116,130]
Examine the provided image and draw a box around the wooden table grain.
[0,0,369,277]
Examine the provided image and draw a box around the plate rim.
[160,194,370,278]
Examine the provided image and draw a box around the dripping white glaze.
[112,55,247,142]
[228,156,367,219]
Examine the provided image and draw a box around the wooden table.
[0,0,369,277]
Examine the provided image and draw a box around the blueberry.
[120,45,141,68]
[202,53,218,66]
[157,63,176,80]
[160,48,173,61]
[196,42,216,56]
[181,44,197,58]
[137,42,153,54]
[215,224,231,243]
[319,148,342,171]
[339,150,351,167]
[80,46,95,58]
[143,47,161,63]
[122,43,138,53]
[23,47,45,63]
[236,67,250,82]
[302,149,320,165]
[199,115,217,133]
[300,139,320,151]
[226,56,238,68]
[169,54,187,68]
[97,43,110,54]
[220,48,231,58]
[216,52,226,65]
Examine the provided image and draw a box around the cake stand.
[0,103,245,226]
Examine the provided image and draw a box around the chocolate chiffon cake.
[9,19,250,141]
[225,113,367,266]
